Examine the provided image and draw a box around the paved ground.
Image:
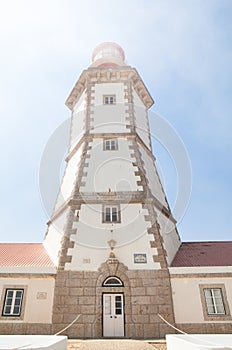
[68,340,167,350]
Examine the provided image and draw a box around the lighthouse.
[44,42,181,338]
[0,42,231,339]
[0,42,232,339]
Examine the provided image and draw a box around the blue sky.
[0,0,231,242]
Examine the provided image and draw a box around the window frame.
[103,95,116,105]
[204,288,225,315]
[199,284,231,321]
[1,287,26,319]
[103,277,123,287]
[103,139,118,151]
[102,204,121,223]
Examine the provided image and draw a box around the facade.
[0,43,231,338]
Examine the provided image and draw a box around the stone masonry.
[52,257,175,339]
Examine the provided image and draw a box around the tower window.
[203,288,225,315]
[103,95,116,105]
[2,289,24,317]
[103,139,118,151]
[103,205,121,223]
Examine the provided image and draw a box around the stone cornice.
[66,132,155,162]
[0,267,56,275]
[65,66,154,110]
[65,70,87,110]
[169,266,232,276]
[49,191,176,224]
[170,272,232,278]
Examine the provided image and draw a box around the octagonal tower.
[44,42,181,338]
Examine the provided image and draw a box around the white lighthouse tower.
[44,42,181,338]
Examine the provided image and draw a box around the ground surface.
[68,340,167,350]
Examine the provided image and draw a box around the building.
[0,42,231,338]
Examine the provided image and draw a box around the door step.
[68,339,166,350]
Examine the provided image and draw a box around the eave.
[65,66,154,110]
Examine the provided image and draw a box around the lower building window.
[199,284,231,321]
[2,289,24,317]
[204,288,225,315]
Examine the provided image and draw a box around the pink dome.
[91,42,126,67]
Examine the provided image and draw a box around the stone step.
[68,339,166,350]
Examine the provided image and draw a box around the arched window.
[102,277,123,287]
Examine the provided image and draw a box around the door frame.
[102,292,125,338]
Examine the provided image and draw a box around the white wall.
[138,143,168,208]
[156,208,181,266]
[54,143,84,212]
[79,138,142,192]
[65,203,161,271]
[91,83,128,134]
[0,277,55,323]
[171,276,232,323]
[69,90,86,152]
[44,78,173,271]
[43,208,69,265]
[133,88,151,149]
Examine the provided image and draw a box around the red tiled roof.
[171,241,232,267]
[0,243,54,267]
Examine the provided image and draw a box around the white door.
[103,294,124,337]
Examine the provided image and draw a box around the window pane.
[16,291,22,298]
[112,207,118,222]
[204,289,215,314]
[204,289,211,298]
[216,303,225,314]
[105,214,111,222]
[207,304,215,314]
[205,295,214,307]
[213,289,225,314]
[103,277,123,286]
[14,298,21,306]
[115,296,122,314]
[111,141,116,150]
[6,298,13,306]
[105,207,111,222]
[115,308,122,315]
[13,306,20,315]
[104,278,121,286]
[112,215,118,222]
[4,306,11,314]
[104,296,111,315]
[105,140,110,150]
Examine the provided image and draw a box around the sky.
[0,0,231,243]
